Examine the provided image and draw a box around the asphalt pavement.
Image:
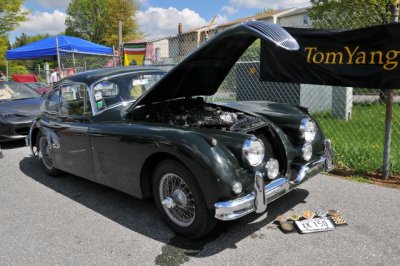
[0,140,399,265]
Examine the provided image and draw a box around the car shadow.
[0,139,26,149]
[20,155,309,262]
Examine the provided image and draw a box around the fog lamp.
[265,158,279,179]
[302,142,313,161]
[232,181,242,194]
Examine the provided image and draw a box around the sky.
[11,0,311,43]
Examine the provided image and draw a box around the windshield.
[0,82,41,101]
[25,82,50,89]
[91,72,164,113]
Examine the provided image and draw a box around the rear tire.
[36,132,60,177]
[152,159,216,239]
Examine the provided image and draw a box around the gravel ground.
[1,140,399,266]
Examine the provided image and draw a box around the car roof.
[60,66,165,85]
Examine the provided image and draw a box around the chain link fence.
[8,51,117,84]
[57,50,117,80]
[142,8,399,176]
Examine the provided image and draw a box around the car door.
[52,83,95,179]
[89,73,161,196]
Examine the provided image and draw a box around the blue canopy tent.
[5,35,114,82]
[6,35,113,60]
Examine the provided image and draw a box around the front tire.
[152,159,216,238]
[36,132,59,176]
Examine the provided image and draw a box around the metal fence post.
[118,18,123,66]
[382,3,399,179]
[56,35,61,69]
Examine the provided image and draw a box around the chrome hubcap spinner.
[159,173,195,227]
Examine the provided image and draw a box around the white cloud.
[229,0,310,9]
[221,5,238,15]
[27,0,70,10]
[136,7,208,36]
[136,0,150,8]
[15,9,66,35]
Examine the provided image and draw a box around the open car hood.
[132,21,299,108]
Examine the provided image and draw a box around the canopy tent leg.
[56,35,61,69]
[6,60,9,81]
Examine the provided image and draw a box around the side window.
[93,81,120,111]
[60,84,90,116]
[130,75,155,99]
[43,89,60,113]
[129,74,164,99]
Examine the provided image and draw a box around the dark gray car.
[0,82,42,142]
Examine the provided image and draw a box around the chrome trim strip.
[292,157,324,185]
[214,177,290,221]
[214,194,255,221]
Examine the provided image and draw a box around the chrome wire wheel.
[159,173,196,227]
[38,137,53,170]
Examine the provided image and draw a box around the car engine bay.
[130,97,264,131]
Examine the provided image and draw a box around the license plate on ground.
[295,217,335,233]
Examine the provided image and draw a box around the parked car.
[0,82,43,142]
[28,21,334,238]
[24,82,51,95]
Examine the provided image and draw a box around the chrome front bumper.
[214,139,335,221]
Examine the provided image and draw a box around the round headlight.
[302,142,313,161]
[242,137,265,167]
[265,158,279,179]
[300,118,317,142]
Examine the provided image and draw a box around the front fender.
[142,128,252,209]
[29,119,59,169]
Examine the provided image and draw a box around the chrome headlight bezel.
[242,137,265,167]
[300,117,317,142]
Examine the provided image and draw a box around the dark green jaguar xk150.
[28,21,334,238]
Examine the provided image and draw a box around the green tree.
[65,0,141,47]
[10,33,52,74]
[0,35,10,72]
[102,0,141,46]
[0,0,29,35]
[0,0,28,73]
[12,32,50,48]
[309,0,393,29]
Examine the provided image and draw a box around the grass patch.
[348,175,374,184]
[313,103,400,175]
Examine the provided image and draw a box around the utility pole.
[118,18,123,66]
[382,1,399,179]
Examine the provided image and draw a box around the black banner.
[260,24,400,89]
